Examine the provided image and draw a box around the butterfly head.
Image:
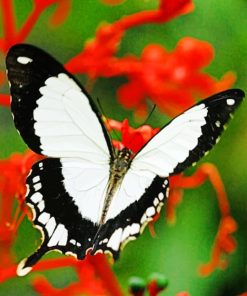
[117,147,132,159]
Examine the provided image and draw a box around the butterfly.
[6,44,245,276]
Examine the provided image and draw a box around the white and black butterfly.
[6,44,244,276]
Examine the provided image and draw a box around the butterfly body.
[101,148,132,224]
[5,44,245,276]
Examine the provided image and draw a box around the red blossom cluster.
[0,0,240,295]
[0,151,42,282]
[65,0,235,118]
[116,39,235,117]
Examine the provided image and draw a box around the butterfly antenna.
[96,98,120,143]
[126,104,157,152]
[141,104,156,126]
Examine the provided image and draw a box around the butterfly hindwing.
[18,158,103,275]
[92,177,169,259]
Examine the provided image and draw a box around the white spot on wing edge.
[16,259,32,276]
[130,223,140,235]
[17,56,33,64]
[158,192,164,201]
[153,197,159,206]
[38,212,50,224]
[227,99,235,106]
[59,227,68,246]
[121,226,131,242]
[107,228,122,251]
[215,120,221,128]
[37,200,45,212]
[46,217,56,237]
[33,176,40,183]
[34,183,42,191]
[146,207,155,217]
[30,192,43,203]
[70,239,76,245]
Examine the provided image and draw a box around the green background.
[0,0,247,295]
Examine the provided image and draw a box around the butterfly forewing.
[131,89,244,177]
[6,44,113,162]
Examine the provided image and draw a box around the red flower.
[117,38,236,117]
[106,118,159,153]
[66,0,194,79]
[32,255,123,296]
[64,0,235,119]
[0,150,42,277]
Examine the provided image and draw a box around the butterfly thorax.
[99,148,132,224]
[111,148,132,178]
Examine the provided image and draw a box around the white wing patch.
[131,104,208,176]
[33,73,110,163]
[105,169,156,221]
[61,158,110,223]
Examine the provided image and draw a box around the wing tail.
[17,245,48,276]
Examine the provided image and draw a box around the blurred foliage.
[0,0,247,295]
